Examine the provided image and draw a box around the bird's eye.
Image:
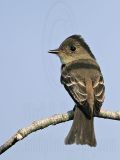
[70,45,76,52]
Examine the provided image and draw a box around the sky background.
[0,0,120,159]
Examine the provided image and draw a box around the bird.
[48,35,105,147]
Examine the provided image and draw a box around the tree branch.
[0,108,120,155]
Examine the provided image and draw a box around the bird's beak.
[48,49,59,54]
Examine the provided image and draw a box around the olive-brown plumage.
[49,35,105,146]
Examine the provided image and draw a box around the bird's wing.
[93,75,105,112]
[61,66,105,113]
[61,71,87,106]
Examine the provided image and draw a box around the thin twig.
[0,108,120,155]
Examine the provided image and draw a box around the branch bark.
[0,108,120,155]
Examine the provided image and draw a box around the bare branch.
[0,108,120,155]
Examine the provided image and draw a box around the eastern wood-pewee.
[49,35,105,147]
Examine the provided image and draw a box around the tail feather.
[65,107,96,147]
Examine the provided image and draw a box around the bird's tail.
[65,106,96,146]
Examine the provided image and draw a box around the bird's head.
[48,35,96,64]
